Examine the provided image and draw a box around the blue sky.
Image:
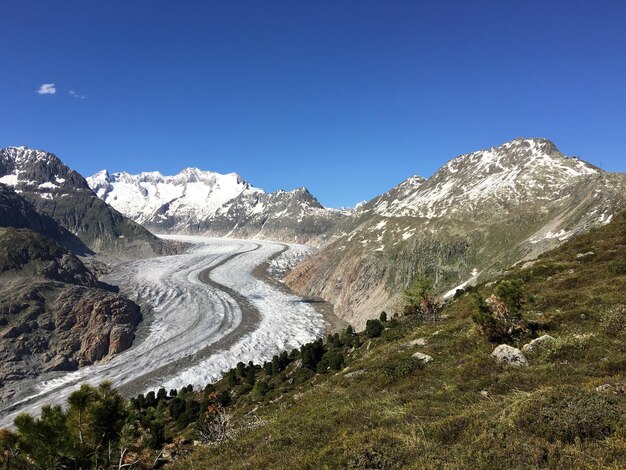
[1,1,625,207]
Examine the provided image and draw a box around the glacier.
[0,236,325,428]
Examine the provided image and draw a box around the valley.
[3,5,624,466]
[0,236,326,428]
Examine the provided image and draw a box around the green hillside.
[173,210,626,469]
[1,210,624,469]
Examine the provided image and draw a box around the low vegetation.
[2,211,625,469]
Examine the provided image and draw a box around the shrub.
[538,335,589,362]
[147,420,165,449]
[251,380,270,399]
[403,276,441,321]
[156,388,168,402]
[404,276,432,307]
[169,397,185,420]
[380,355,424,382]
[600,305,626,335]
[453,288,465,299]
[495,279,526,312]
[472,292,530,344]
[301,340,326,370]
[272,351,291,374]
[365,319,384,338]
[381,325,407,342]
[515,387,622,443]
[316,350,345,372]
[608,259,626,275]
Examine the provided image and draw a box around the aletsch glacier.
[4,137,626,425]
[0,237,324,427]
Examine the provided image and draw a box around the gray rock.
[408,337,428,347]
[412,352,433,363]
[344,370,365,378]
[521,335,556,354]
[491,344,528,367]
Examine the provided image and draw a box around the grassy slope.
[173,211,626,469]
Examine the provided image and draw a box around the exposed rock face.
[0,146,175,257]
[491,344,528,367]
[286,138,626,328]
[87,168,345,245]
[0,228,141,401]
[0,227,97,286]
[0,183,90,255]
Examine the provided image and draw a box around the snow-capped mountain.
[0,146,171,257]
[366,138,600,219]
[88,168,344,244]
[286,138,626,328]
[87,168,261,225]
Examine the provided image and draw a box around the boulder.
[412,352,433,363]
[408,337,428,347]
[491,344,528,367]
[521,335,555,354]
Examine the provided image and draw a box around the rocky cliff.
[0,227,141,402]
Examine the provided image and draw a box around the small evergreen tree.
[145,391,157,408]
[156,387,168,402]
[365,319,384,338]
[147,420,165,449]
[301,339,326,370]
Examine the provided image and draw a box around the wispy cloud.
[36,83,56,95]
[69,90,86,100]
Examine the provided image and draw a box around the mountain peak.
[369,138,602,219]
[2,146,58,164]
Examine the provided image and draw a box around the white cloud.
[36,83,56,95]
[69,90,86,100]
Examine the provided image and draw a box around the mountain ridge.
[0,146,176,257]
[286,137,626,328]
[87,166,345,245]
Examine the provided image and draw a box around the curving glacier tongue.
[0,236,325,428]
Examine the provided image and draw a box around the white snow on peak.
[0,173,18,186]
[1,146,55,164]
[372,138,601,219]
[87,167,264,225]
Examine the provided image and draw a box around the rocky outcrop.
[0,281,140,392]
[0,227,98,286]
[0,183,91,255]
[0,228,141,401]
